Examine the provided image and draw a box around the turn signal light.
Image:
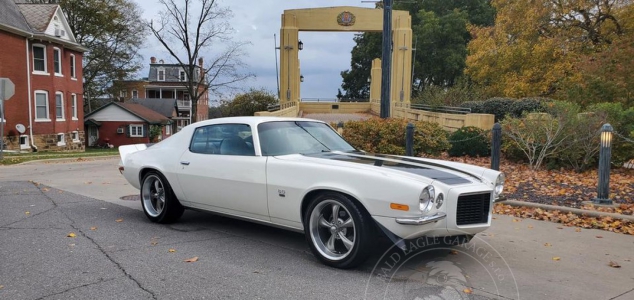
[390,203,409,211]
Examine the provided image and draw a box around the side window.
[190,124,254,156]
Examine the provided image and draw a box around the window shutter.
[126,125,131,137]
[144,124,148,138]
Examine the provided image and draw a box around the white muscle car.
[118,116,505,268]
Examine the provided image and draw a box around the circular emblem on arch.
[337,11,356,26]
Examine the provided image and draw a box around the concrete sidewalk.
[1,158,633,299]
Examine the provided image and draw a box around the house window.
[71,131,80,142]
[71,94,78,119]
[180,70,186,81]
[165,124,171,135]
[158,68,165,81]
[33,44,46,73]
[57,133,66,146]
[55,92,64,120]
[19,135,30,149]
[70,54,76,78]
[120,90,127,98]
[132,90,138,98]
[35,91,49,120]
[129,124,144,137]
[53,48,62,75]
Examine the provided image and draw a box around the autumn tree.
[148,0,253,123]
[466,0,576,98]
[211,88,277,118]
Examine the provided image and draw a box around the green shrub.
[460,101,485,114]
[481,97,515,122]
[587,102,634,165]
[448,126,490,157]
[509,97,548,118]
[342,118,450,156]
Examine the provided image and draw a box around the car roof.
[189,116,326,128]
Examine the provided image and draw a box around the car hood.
[277,151,484,185]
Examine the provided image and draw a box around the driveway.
[0,157,632,299]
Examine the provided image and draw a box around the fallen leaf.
[608,261,621,268]
[90,227,97,231]
[25,211,30,215]
[115,218,123,223]
[512,219,520,222]
[42,188,49,192]
[544,243,552,247]
[463,288,473,294]
[151,241,158,246]
[184,257,199,263]
[168,249,176,253]
[0,285,4,290]
[557,227,564,229]
[528,225,534,229]
[450,250,459,255]
[253,271,260,274]
[575,228,581,232]
[552,257,561,261]
[596,235,603,238]
[84,182,92,184]
[67,233,77,238]
[58,191,63,194]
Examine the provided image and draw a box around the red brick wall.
[0,31,29,146]
[0,30,85,152]
[98,121,150,147]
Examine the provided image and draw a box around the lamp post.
[380,0,392,119]
[300,75,304,82]
[593,123,613,205]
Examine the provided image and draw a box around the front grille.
[456,192,491,225]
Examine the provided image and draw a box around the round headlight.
[495,173,505,196]
[420,185,435,212]
[436,193,444,209]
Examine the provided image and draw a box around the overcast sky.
[133,0,378,101]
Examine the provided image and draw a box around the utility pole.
[380,0,392,118]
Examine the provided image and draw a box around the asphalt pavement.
[0,157,633,300]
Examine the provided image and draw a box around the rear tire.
[140,171,184,223]
[303,192,374,269]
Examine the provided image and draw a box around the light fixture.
[594,123,614,205]
[298,40,304,51]
[300,75,304,82]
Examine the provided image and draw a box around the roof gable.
[0,0,31,32]
[17,4,76,43]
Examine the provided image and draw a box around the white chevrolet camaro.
[119,116,505,268]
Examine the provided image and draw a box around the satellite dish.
[16,124,26,134]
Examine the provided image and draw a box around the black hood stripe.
[303,152,473,185]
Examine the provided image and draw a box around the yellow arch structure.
[280,6,413,114]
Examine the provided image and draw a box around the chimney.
[198,57,204,80]
[150,56,156,64]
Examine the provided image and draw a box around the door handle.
[180,161,190,165]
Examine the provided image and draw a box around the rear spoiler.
[118,143,149,163]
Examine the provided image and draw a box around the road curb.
[502,199,634,222]
[8,155,118,166]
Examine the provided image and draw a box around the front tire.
[141,171,184,223]
[304,192,374,269]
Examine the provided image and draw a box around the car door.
[176,123,269,221]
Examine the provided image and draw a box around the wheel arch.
[300,188,372,226]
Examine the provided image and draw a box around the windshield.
[257,121,356,156]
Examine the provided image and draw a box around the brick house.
[0,0,87,152]
[84,102,170,147]
[113,57,209,132]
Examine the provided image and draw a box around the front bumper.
[395,212,447,225]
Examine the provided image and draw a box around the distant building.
[113,57,209,132]
[0,0,87,152]
[84,102,170,147]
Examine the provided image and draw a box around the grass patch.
[0,148,118,165]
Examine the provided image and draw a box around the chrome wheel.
[141,174,165,217]
[309,199,356,261]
